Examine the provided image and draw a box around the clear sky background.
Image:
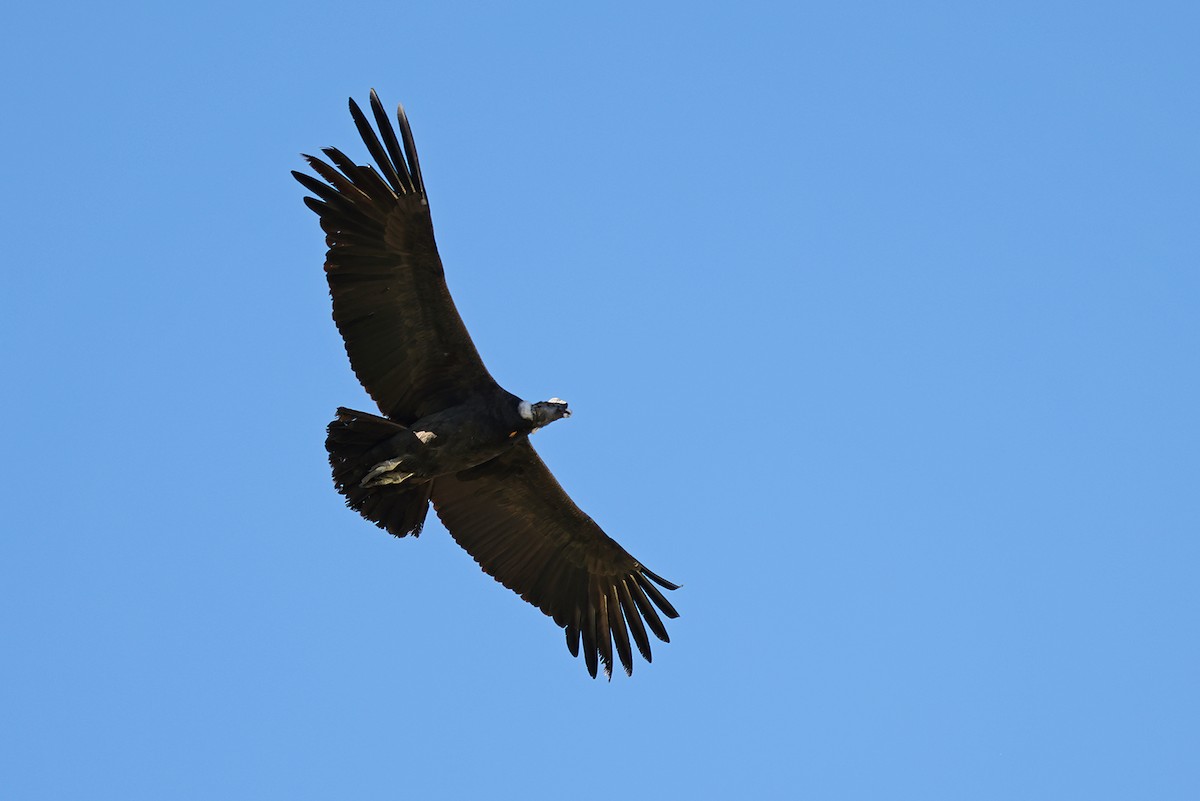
[2,2,1197,799]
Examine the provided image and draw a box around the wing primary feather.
[394,103,426,199]
[617,579,652,662]
[292,171,380,229]
[565,606,581,657]
[319,147,386,195]
[639,566,680,591]
[369,89,413,194]
[318,148,397,202]
[291,169,341,202]
[596,586,613,679]
[316,146,360,178]
[634,572,680,619]
[627,576,671,643]
[348,97,406,194]
[302,153,347,184]
[581,600,599,678]
[302,196,330,216]
[301,156,381,211]
[607,584,634,676]
[325,156,395,203]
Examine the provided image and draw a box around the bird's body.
[356,394,526,486]
[344,392,570,487]
[294,91,679,678]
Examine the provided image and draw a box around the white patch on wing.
[414,430,437,444]
[518,400,533,421]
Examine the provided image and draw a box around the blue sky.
[3,2,1198,798]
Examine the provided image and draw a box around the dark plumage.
[294,91,679,678]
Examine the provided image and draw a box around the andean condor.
[293,91,680,678]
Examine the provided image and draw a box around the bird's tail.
[325,407,432,538]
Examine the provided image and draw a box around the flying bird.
[293,91,679,678]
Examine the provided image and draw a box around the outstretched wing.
[431,440,680,678]
[294,90,495,423]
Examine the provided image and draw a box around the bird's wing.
[294,90,495,423]
[431,439,680,678]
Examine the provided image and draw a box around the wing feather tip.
[639,565,681,591]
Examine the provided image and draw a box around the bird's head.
[519,397,572,429]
